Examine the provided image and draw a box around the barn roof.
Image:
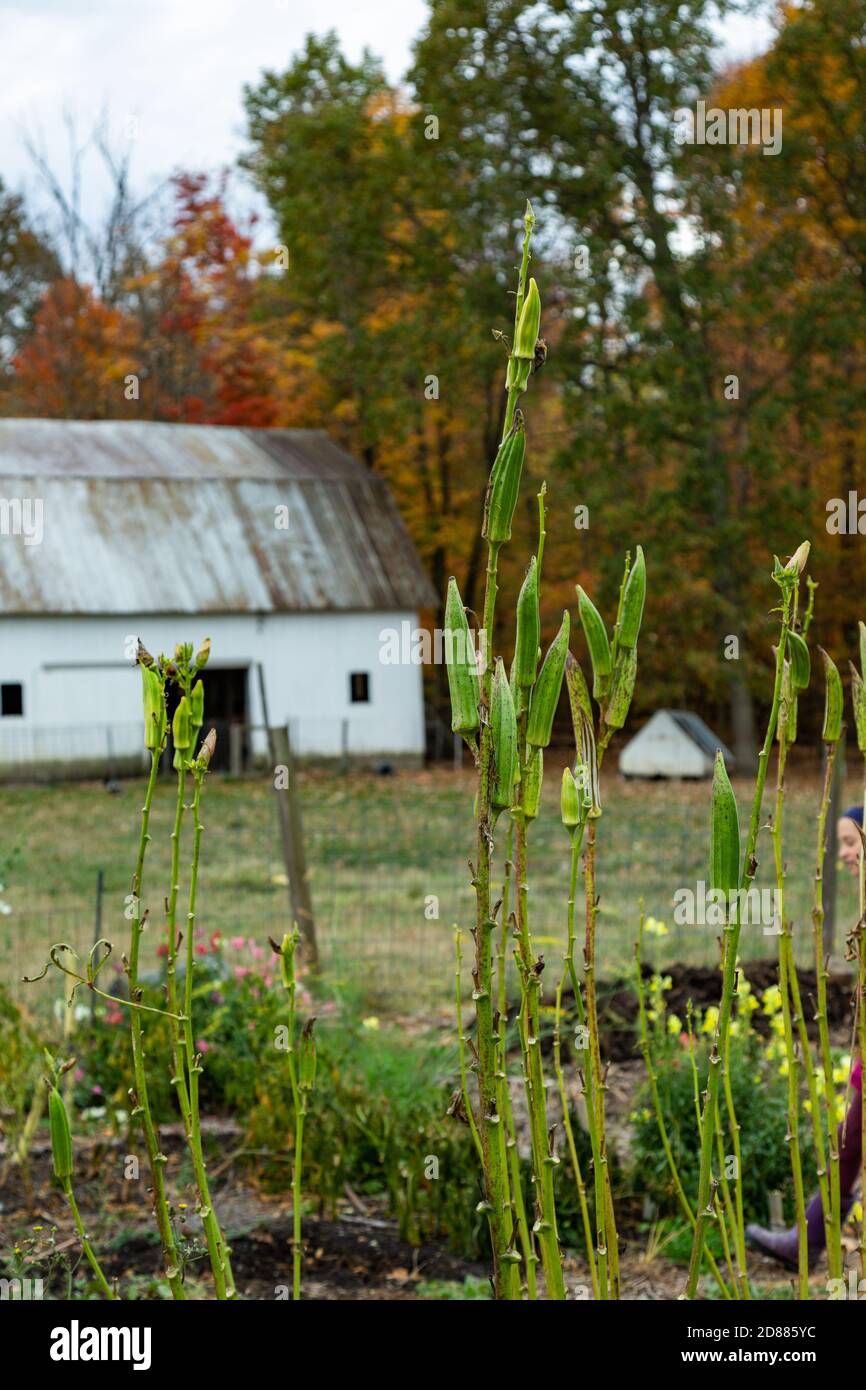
[0,420,437,616]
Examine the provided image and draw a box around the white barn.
[619,710,733,780]
[0,420,436,773]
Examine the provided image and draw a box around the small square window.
[1,683,23,716]
[349,672,370,704]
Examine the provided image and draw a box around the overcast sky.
[2,0,775,236]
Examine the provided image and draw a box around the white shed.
[618,710,733,780]
[0,419,436,772]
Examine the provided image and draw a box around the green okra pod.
[710,751,739,896]
[513,556,540,689]
[617,545,646,651]
[189,678,204,731]
[523,747,543,821]
[514,277,541,359]
[787,630,810,691]
[819,648,843,743]
[445,577,481,734]
[508,277,541,393]
[140,663,166,751]
[48,1084,73,1181]
[577,587,612,703]
[604,646,637,732]
[778,658,797,746]
[491,658,519,813]
[526,611,570,748]
[560,766,581,830]
[483,412,526,544]
[849,663,866,757]
[565,649,593,729]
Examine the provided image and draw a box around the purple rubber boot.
[746,1082,862,1271]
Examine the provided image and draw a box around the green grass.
[1,762,859,1014]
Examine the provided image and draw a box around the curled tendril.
[22,939,186,1022]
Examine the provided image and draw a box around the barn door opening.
[200,667,249,771]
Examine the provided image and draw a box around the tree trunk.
[729,671,757,776]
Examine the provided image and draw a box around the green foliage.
[0,985,42,1145]
[630,1025,814,1228]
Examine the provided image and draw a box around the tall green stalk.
[771,732,809,1297]
[182,763,236,1297]
[686,553,800,1297]
[128,747,186,1300]
[465,203,535,1299]
[634,920,732,1299]
[512,799,566,1298]
[811,739,843,1279]
[496,834,538,1297]
[553,822,598,1297]
[275,926,316,1301]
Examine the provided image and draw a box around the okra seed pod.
[710,750,739,897]
[445,577,481,734]
[526,611,570,749]
[576,586,612,702]
[819,647,843,743]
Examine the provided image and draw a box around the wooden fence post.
[256,663,318,970]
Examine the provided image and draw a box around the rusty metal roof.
[0,421,437,615]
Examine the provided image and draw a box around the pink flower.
[196,944,207,956]
[106,1009,123,1025]
[250,944,264,961]
[91,1084,103,1096]
[74,1068,84,1083]
[234,966,250,980]
[230,935,245,950]
[196,1040,211,1054]
[156,943,168,958]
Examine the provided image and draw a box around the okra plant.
[447,204,645,1299]
[26,640,233,1300]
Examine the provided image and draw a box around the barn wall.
[0,611,426,764]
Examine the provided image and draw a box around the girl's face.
[838,817,863,876]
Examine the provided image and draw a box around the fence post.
[229,724,243,779]
[90,868,104,1023]
[255,663,319,970]
[271,723,319,971]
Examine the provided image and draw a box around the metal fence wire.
[1,749,859,1015]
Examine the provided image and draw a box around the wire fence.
[1,756,859,1017]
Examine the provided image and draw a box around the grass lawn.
[1,759,859,1014]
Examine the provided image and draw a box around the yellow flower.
[701,1007,719,1035]
[644,917,669,937]
[667,1013,682,1035]
[362,1016,380,1031]
[641,1108,652,1123]
[762,985,783,1016]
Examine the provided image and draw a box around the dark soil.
[594,959,856,1062]
[2,960,860,1300]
